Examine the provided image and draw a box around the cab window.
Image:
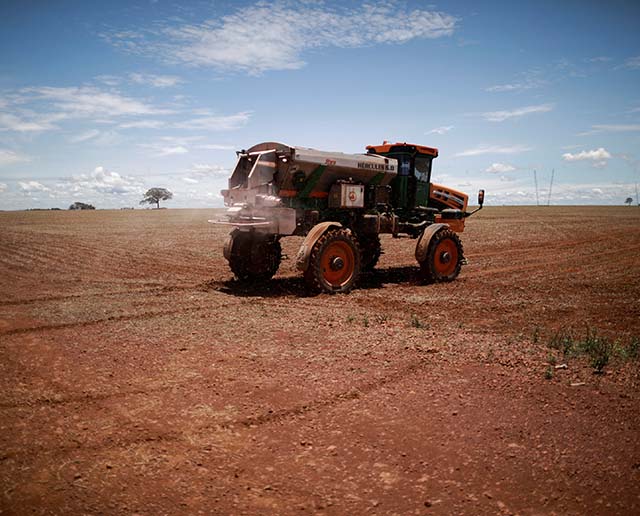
[414,155,432,182]
[395,154,411,176]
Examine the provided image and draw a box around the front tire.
[227,231,281,282]
[358,234,382,271]
[419,228,463,283]
[304,229,360,293]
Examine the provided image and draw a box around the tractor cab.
[366,142,438,210]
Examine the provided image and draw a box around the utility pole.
[547,169,555,206]
[636,182,639,206]
[533,169,540,206]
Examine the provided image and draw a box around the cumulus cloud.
[0,149,31,167]
[456,144,532,157]
[486,162,516,173]
[19,181,49,193]
[562,147,611,163]
[482,103,553,122]
[63,166,142,195]
[105,1,457,74]
[0,182,8,192]
[426,125,453,135]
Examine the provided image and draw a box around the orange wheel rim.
[433,239,458,276]
[320,241,355,287]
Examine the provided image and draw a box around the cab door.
[413,154,433,207]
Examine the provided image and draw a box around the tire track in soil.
[0,354,435,459]
[0,304,215,337]
[464,242,640,279]
[0,284,196,307]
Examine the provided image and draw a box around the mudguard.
[415,223,449,263]
[295,222,343,271]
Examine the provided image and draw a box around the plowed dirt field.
[1,206,639,515]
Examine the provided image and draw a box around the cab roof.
[366,141,438,157]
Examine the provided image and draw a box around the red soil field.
[1,206,639,515]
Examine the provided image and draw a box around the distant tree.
[625,197,633,206]
[69,202,95,210]
[140,187,173,209]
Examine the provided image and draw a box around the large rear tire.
[419,228,463,283]
[227,231,281,282]
[304,229,360,293]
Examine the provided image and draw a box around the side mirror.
[478,189,485,207]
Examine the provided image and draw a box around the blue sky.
[1,0,639,209]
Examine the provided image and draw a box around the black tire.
[228,231,281,282]
[304,229,361,294]
[358,234,382,271]
[419,228,464,283]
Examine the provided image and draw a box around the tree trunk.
[156,200,159,209]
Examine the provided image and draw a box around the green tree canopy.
[69,202,95,210]
[140,188,173,209]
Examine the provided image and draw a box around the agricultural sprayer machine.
[211,141,484,293]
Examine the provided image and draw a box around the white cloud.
[592,188,603,194]
[482,103,553,122]
[587,56,612,63]
[426,125,453,135]
[0,112,63,132]
[456,144,532,157]
[579,124,640,135]
[129,73,184,88]
[107,1,457,74]
[19,181,49,193]
[119,120,167,129]
[562,147,611,162]
[157,145,188,156]
[196,143,236,151]
[485,68,547,92]
[621,55,640,69]
[70,129,101,143]
[485,79,546,92]
[485,162,516,173]
[0,182,7,192]
[69,129,122,146]
[22,86,170,118]
[0,149,31,166]
[95,74,122,86]
[64,166,142,195]
[140,135,206,156]
[174,111,251,131]
[185,163,229,180]
[177,163,229,186]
